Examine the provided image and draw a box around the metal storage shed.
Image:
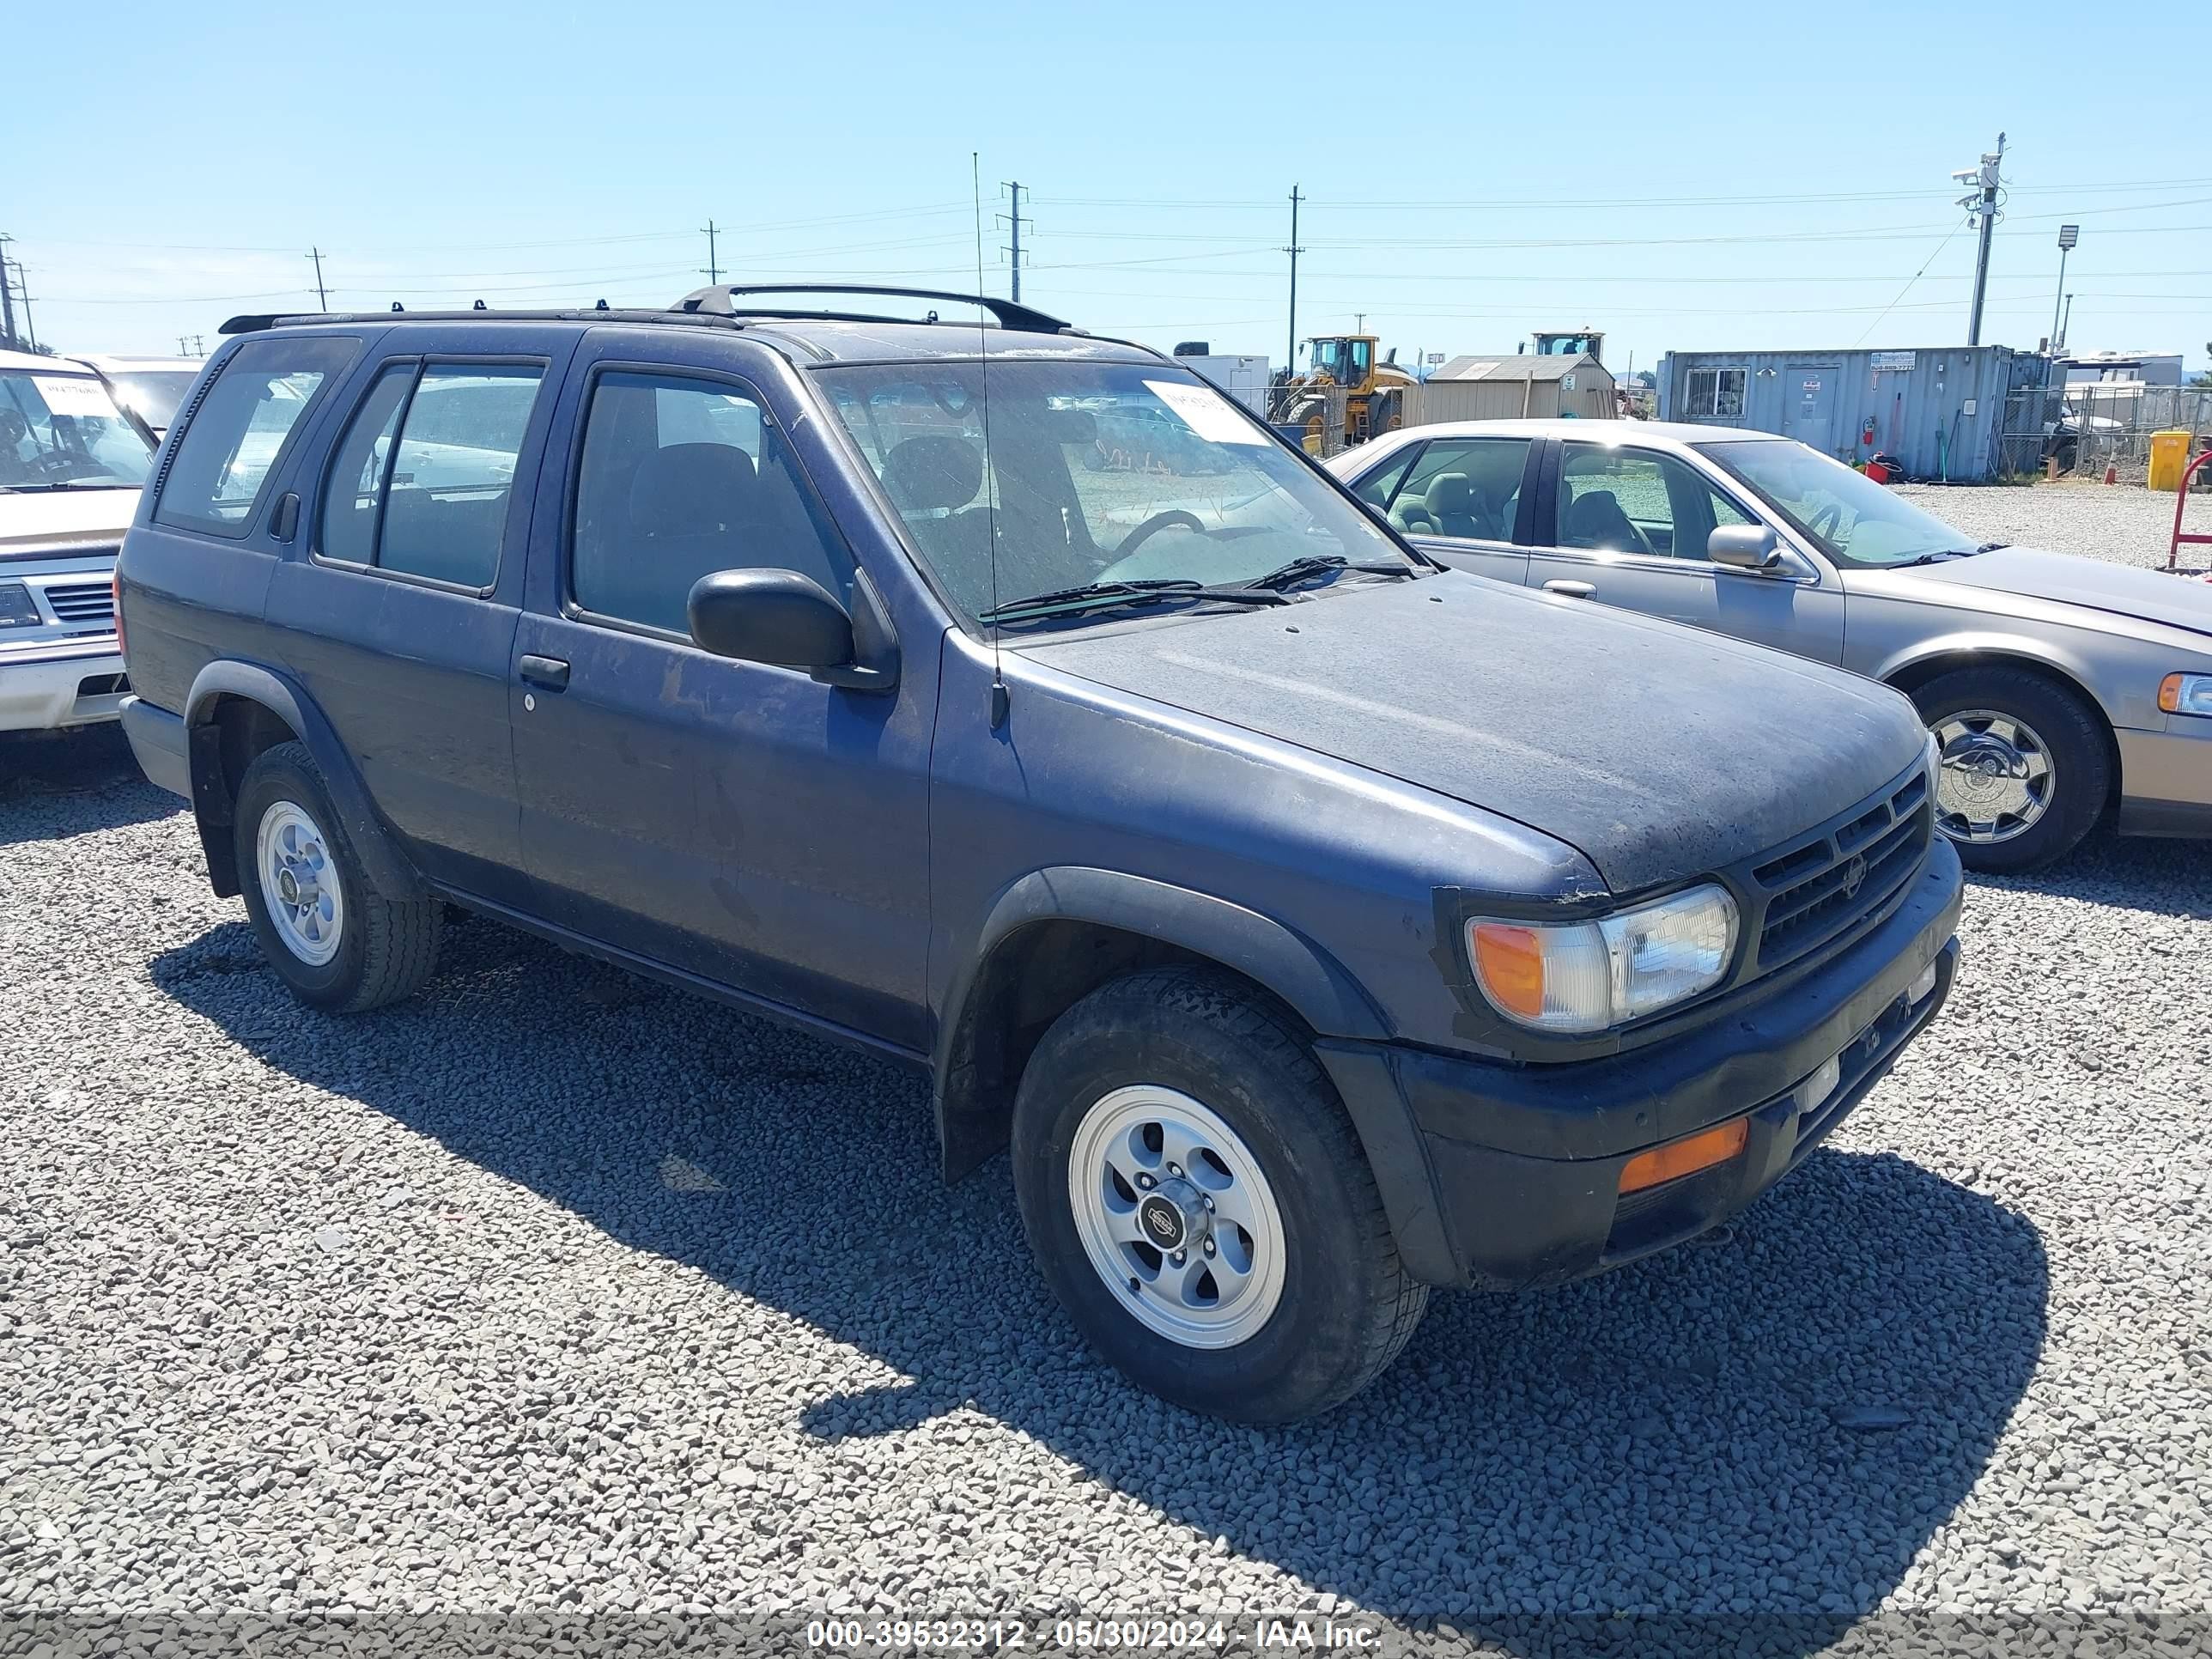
[1406,353,1617,424]
[1655,345,2054,483]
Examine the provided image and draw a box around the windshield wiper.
[1896,550,1978,568]
[981,578,1285,626]
[1242,553,1419,592]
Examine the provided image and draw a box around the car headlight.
[1468,883,1739,1034]
[2159,672,2212,718]
[0,582,40,629]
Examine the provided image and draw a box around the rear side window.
[156,337,358,537]
[569,370,851,635]
[315,361,544,588]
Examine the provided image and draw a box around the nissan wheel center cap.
[1137,1193,1186,1251]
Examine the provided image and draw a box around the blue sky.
[10,0,2211,374]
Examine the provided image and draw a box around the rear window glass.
[156,337,359,537]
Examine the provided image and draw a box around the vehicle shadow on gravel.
[1974,824,2212,921]
[0,727,179,847]
[151,917,2048,1655]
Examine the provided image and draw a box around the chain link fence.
[1997,383,2212,482]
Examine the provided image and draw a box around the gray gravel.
[1894,477,2212,573]
[3,595,2210,1655]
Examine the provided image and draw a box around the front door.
[1783,366,1838,455]
[509,335,935,1050]
[1524,440,1844,662]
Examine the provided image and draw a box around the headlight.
[2159,672,2212,718]
[0,582,40,629]
[1468,883,1739,1034]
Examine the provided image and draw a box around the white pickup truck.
[1,348,158,733]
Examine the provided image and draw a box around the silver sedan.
[1328,419,2212,872]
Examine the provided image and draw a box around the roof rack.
[219,306,743,337]
[676,283,1076,335]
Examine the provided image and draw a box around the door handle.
[1542,580,1596,599]
[519,654,570,690]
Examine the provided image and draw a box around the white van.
[1,348,155,732]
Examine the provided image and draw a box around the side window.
[1555,445,1736,560]
[379,366,542,586]
[1389,437,1530,541]
[1686,368,1747,418]
[156,337,360,537]
[319,365,412,566]
[1352,447,1417,509]
[570,371,853,637]
[313,361,542,586]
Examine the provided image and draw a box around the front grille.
[44,581,115,624]
[1750,769,1930,971]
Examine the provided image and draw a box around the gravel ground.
[1894,478,2212,573]
[3,532,2210,1655]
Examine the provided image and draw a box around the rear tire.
[1911,667,2108,873]
[234,741,441,1012]
[1012,967,1427,1421]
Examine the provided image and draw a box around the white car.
[1,349,155,732]
[73,353,204,441]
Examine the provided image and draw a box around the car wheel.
[1911,667,2109,873]
[234,741,441,1012]
[1011,966,1427,1421]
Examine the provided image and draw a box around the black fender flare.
[182,659,425,902]
[931,867,1457,1281]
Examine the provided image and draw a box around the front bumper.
[0,643,129,733]
[1318,840,1964,1290]
[2116,723,2212,838]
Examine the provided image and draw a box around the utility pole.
[1954,131,2004,347]
[701,219,720,285]
[7,258,36,352]
[1354,313,1365,334]
[2049,224,2077,356]
[999,182,1027,302]
[0,233,16,350]
[307,246,330,309]
[1284,185,1304,373]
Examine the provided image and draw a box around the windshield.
[820,360,1411,623]
[106,368,200,431]
[0,368,155,489]
[1697,438,1968,567]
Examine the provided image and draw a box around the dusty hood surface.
[1019,574,1928,894]
[1897,545,2212,638]
[0,489,140,556]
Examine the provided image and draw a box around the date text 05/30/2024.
[805,1617,1383,1650]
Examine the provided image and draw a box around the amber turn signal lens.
[1470,923,1546,1019]
[1618,1118,1749,1195]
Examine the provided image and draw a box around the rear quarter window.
[155,337,361,538]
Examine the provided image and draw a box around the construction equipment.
[1268,334,1417,454]
[1531,329,1604,363]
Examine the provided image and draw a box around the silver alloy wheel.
[1931,709,2056,845]
[255,799,344,966]
[1066,1085,1287,1350]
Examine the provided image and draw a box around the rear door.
[1351,434,1536,584]
[1524,439,1844,661]
[508,329,934,1049]
[265,325,578,904]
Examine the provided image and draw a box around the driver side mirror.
[687,567,900,691]
[1707,523,1784,571]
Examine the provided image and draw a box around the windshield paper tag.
[33,377,115,417]
[1145,380,1267,446]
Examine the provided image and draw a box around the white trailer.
[1170,349,1272,416]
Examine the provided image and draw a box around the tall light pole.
[2050,224,2077,356]
[1954,132,2005,346]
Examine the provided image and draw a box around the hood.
[0,488,140,556]
[1019,575,1926,894]
[1892,545,2212,639]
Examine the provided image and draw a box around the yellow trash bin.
[2148,428,2192,492]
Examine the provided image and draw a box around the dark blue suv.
[116,286,1962,1419]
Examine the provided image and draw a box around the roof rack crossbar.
[676,283,1074,335]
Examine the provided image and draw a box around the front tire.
[1012,968,1427,1421]
[234,741,441,1012]
[1911,667,2109,872]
